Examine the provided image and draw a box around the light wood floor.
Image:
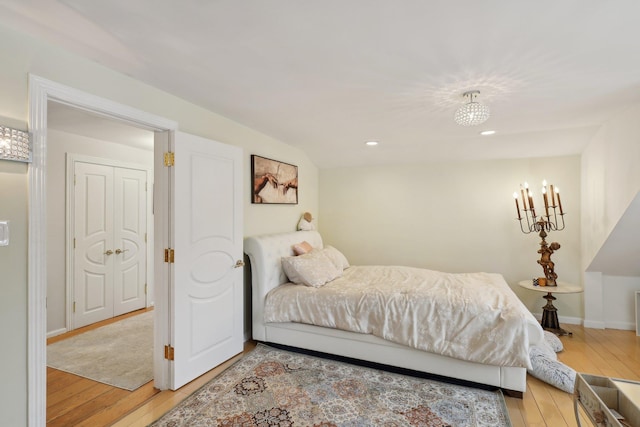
[46,308,160,427]
[48,319,640,426]
[506,323,640,427]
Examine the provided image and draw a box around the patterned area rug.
[47,311,153,391]
[152,344,512,426]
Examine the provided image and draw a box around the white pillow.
[322,246,350,270]
[528,345,576,393]
[282,250,342,287]
[543,330,564,352]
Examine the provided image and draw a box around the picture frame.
[251,155,298,204]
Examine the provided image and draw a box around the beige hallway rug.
[151,343,512,426]
[47,310,153,391]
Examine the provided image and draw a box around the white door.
[74,161,147,328]
[74,162,115,327]
[170,131,243,389]
[113,167,148,316]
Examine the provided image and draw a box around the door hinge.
[73,238,76,249]
[73,301,76,313]
[164,345,175,361]
[144,233,147,243]
[144,283,148,295]
[164,152,175,167]
[164,248,175,263]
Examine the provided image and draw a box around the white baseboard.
[583,320,605,329]
[604,320,635,331]
[558,315,583,326]
[532,315,634,331]
[46,328,67,338]
[531,312,582,326]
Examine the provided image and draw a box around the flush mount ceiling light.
[454,90,490,126]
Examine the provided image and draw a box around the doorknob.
[234,260,245,268]
[115,248,129,255]
[104,249,114,255]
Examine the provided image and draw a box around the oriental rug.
[151,343,512,427]
[47,310,153,391]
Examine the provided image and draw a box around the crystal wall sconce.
[0,125,31,162]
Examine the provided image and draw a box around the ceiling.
[11,1,639,276]
[3,1,640,168]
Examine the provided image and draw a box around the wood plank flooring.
[49,320,640,426]
[46,308,160,427]
[506,323,640,427]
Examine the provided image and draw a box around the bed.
[244,230,543,397]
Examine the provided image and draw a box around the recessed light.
[480,130,496,136]
[365,141,379,146]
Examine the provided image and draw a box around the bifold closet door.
[73,161,147,328]
[112,166,147,316]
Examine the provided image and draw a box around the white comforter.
[264,266,543,368]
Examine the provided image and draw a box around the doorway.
[30,75,244,426]
[44,101,156,424]
[46,101,155,334]
[28,75,178,425]
[46,100,154,338]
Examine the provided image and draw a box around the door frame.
[28,75,177,426]
[66,154,152,331]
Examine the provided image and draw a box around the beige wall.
[581,102,640,270]
[0,160,29,426]
[581,102,640,328]
[0,23,318,424]
[319,156,583,319]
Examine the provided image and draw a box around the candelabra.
[513,181,565,286]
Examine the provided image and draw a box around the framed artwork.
[251,155,298,204]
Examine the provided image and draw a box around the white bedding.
[265,265,543,369]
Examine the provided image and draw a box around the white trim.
[636,290,640,336]
[65,153,152,332]
[604,320,635,331]
[557,315,583,326]
[152,130,172,390]
[530,312,583,326]
[583,317,636,331]
[28,74,49,427]
[583,320,606,329]
[28,75,177,426]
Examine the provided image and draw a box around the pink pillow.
[293,241,313,255]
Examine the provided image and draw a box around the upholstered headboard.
[244,230,323,341]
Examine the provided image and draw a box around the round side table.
[518,280,583,336]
